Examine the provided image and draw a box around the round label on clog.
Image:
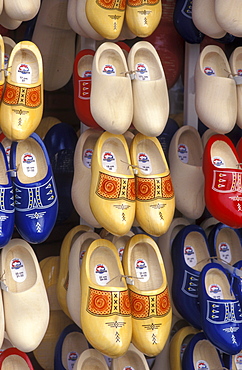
[135,62,150,81]
[67,351,79,370]
[184,245,197,268]
[102,64,116,76]
[94,263,110,286]
[218,242,231,263]
[83,148,93,168]
[135,258,149,282]
[235,353,242,370]
[21,152,37,177]
[16,63,32,84]
[123,367,135,370]
[102,151,117,172]
[79,250,86,266]
[178,143,188,163]
[4,145,10,165]
[137,152,152,175]
[81,69,92,78]
[10,258,27,283]
[196,360,210,370]
[212,156,225,167]
[204,66,215,76]
[208,283,223,299]
[4,53,9,69]
[118,246,124,261]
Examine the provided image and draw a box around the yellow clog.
[80,238,132,358]
[0,36,4,104]
[56,225,92,318]
[122,234,172,357]
[125,0,162,37]
[0,40,43,141]
[89,131,135,236]
[169,326,200,370]
[130,133,175,237]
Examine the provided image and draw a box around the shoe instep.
[73,349,108,370]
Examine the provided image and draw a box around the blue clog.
[10,133,58,244]
[171,224,211,329]
[208,222,242,266]
[0,142,14,247]
[198,262,242,355]
[173,0,204,44]
[43,122,78,223]
[54,323,89,370]
[182,331,225,370]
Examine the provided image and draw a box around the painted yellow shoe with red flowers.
[89,131,136,236]
[80,238,132,358]
[0,40,43,141]
[122,234,172,357]
[130,133,175,237]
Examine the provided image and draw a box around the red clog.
[0,348,34,369]
[73,49,101,129]
[203,134,242,228]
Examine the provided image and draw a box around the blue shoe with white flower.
[182,331,225,370]
[198,262,242,355]
[171,224,211,329]
[0,142,14,247]
[10,133,58,244]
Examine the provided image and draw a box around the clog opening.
[82,357,107,370]
[136,139,167,174]
[215,227,242,266]
[193,340,223,369]
[101,138,132,176]
[11,49,39,84]
[78,54,93,78]
[202,51,230,78]
[61,332,88,368]
[112,349,146,369]
[178,130,203,166]
[211,140,239,168]
[133,48,162,80]
[98,49,126,77]
[205,268,234,300]
[2,355,31,369]
[184,231,210,272]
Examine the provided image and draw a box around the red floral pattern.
[156,287,171,316]
[96,172,135,201]
[127,0,159,6]
[130,291,150,318]
[136,174,174,201]
[3,82,41,108]
[97,0,125,10]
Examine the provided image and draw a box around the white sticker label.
[10,258,26,283]
[83,148,93,169]
[135,62,150,81]
[5,145,10,165]
[118,247,124,261]
[218,242,231,263]
[208,284,223,300]
[135,258,149,282]
[196,360,210,370]
[67,351,79,370]
[94,264,110,286]
[123,367,135,370]
[178,144,189,163]
[102,151,117,172]
[204,66,215,76]
[102,64,116,76]
[16,63,32,84]
[21,152,37,177]
[4,53,9,69]
[235,353,242,370]
[79,250,86,266]
[81,69,92,78]
[184,245,197,268]
[212,156,225,167]
[137,152,152,175]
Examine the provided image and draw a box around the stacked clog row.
[73,41,170,138]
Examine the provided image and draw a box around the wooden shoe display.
[229,47,242,129]
[4,0,40,21]
[111,343,150,370]
[168,125,205,220]
[122,234,172,357]
[90,42,133,134]
[0,238,49,352]
[85,0,125,39]
[71,128,103,228]
[125,0,162,37]
[127,41,169,137]
[192,0,226,39]
[33,256,73,370]
[76,0,105,40]
[32,0,76,91]
[130,133,175,236]
[215,0,242,37]
[67,231,100,327]
[0,40,43,141]
[195,45,237,134]
[90,131,135,236]
[0,35,4,104]
[57,225,92,318]
[73,349,109,370]
[67,0,89,37]
[80,238,132,358]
